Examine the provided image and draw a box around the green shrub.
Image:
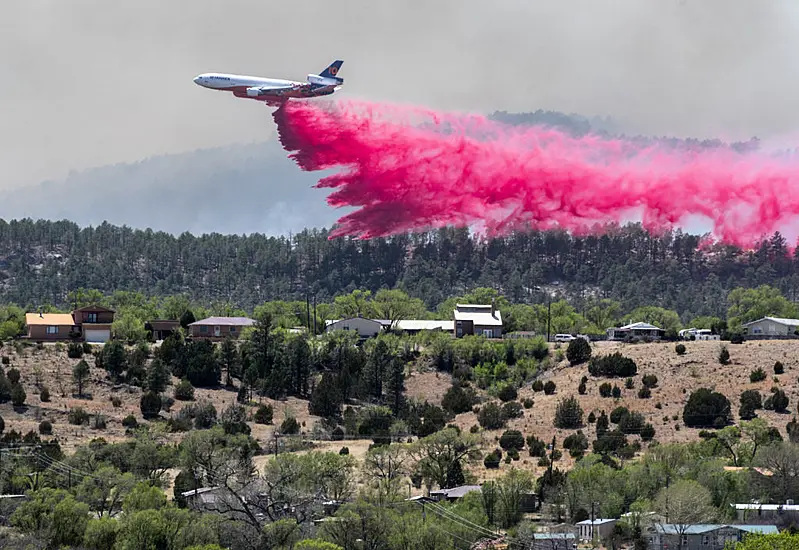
[739,389,762,420]
[638,386,651,399]
[675,344,686,355]
[254,404,274,424]
[683,388,731,428]
[174,379,195,401]
[11,384,25,407]
[566,338,592,365]
[122,415,138,429]
[554,396,583,429]
[750,368,766,383]
[499,429,525,451]
[526,435,546,457]
[38,420,52,435]
[642,374,658,388]
[280,416,300,435]
[718,345,730,365]
[522,397,534,409]
[543,381,556,395]
[477,402,505,430]
[497,384,518,402]
[775,361,785,375]
[588,353,638,377]
[532,380,544,392]
[599,382,612,397]
[67,342,83,359]
[69,407,89,425]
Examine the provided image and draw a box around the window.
[46,326,58,334]
[703,535,709,545]
[200,325,208,333]
[681,535,688,547]
[87,312,98,323]
[230,326,236,333]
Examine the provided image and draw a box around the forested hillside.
[2,218,799,324]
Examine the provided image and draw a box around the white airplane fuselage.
[193,61,343,106]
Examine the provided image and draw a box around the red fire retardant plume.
[272,99,799,246]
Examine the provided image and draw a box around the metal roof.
[733,503,799,511]
[430,485,482,498]
[189,317,255,326]
[654,525,778,535]
[617,322,663,331]
[453,304,503,326]
[577,519,617,525]
[742,317,799,327]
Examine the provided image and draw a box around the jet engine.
[306,74,338,86]
[246,87,262,97]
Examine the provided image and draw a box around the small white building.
[576,518,617,541]
[742,317,799,337]
[679,328,720,341]
[325,317,384,338]
[454,303,503,338]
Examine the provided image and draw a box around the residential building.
[742,317,799,337]
[531,533,576,550]
[189,316,255,340]
[25,304,115,343]
[429,485,482,502]
[454,303,503,338]
[576,519,617,541]
[732,502,799,524]
[386,319,454,335]
[647,524,778,550]
[325,317,384,339]
[606,322,665,341]
[679,328,721,341]
[145,320,181,341]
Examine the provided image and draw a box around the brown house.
[145,320,181,341]
[188,317,255,340]
[25,305,115,343]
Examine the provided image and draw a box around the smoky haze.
[3,0,799,189]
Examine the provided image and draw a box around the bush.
[683,388,732,428]
[610,406,629,424]
[750,368,767,383]
[484,450,501,469]
[122,415,138,429]
[93,413,107,430]
[280,416,300,435]
[730,334,745,344]
[563,431,589,457]
[39,386,50,402]
[578,381,587,395]
[477,402,506,430]
[625,377,634,389]
[612,385,621,398]
[140,391,162,419]
[68,407,89,425]
[638,386,651,399]
[254,404,274,424]
[641,423,656,441]
[775,361,785,375]
[499,429,525,451]
[532,380,544,392]
[599,382,612,397]
[82,341,92,354]
[543,381,556,395]
[642,374,658,388]
[587,411,596,423]
[442,383,478,413]
[588,353,638,377]
[174,379,195,401]
[0,357,7,365]
[566,338,592,365]
[554,396,584,429]
[11,384,25,407]
[6,368,20,385]
[675,343,686,355]
[496,384,518,403]
[739,389,762,420]
[38,420,52,435]
[522,397,534,409]
[331,427,344,441]
[67,342,84,358]
[502,401,524,419]
[339,447,349,455]
[619,411,645,435]
[718,345,730,365]
[526,435,546,457]
[764,390,790,413]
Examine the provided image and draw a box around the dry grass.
[2,339,798,489]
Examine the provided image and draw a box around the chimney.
[491,298,496,317]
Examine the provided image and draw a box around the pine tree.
[72,359,90,398]
[146,358,170,394]
[218,337,239,387]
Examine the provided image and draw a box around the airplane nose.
[193,76,202,85]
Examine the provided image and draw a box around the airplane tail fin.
[319,60,344,82]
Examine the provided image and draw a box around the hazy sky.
[4,0,799,188]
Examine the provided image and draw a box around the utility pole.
[306,293,311,332]
[547,298,552,342]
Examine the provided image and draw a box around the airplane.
[193,60,344,106]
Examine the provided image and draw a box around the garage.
[84,329,111,343]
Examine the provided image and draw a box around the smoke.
[273,99,799,247]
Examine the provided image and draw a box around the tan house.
[454,303,503,338]
[25,304,115,343]
[145,320,181,341]
[189,316,255,340]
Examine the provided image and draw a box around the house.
[429,485,482,502]
[606,322,665,341]
[325,317,385,339]
[679,328,721,341]
[742,317,799,337]
[647,524,778,550]
[25,304,115,343]
[188,316,255,340]
[576,519,618,541]
[429,485,537,511]
[181,487,226,513]
[732,502,799,524]
[386,319,454,335]
[531,533,576,550]
[454,303,503,338]
[145,320,181,341]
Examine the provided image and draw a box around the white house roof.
[577,519,617,525]
[430,485,482,498]
[732,503,799,511]
[616,322,663,331]
[654,524,778,535]
[391,320,454,331]
[742,317,799,327]
[453,304,502,326]
[189,317,255,326]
